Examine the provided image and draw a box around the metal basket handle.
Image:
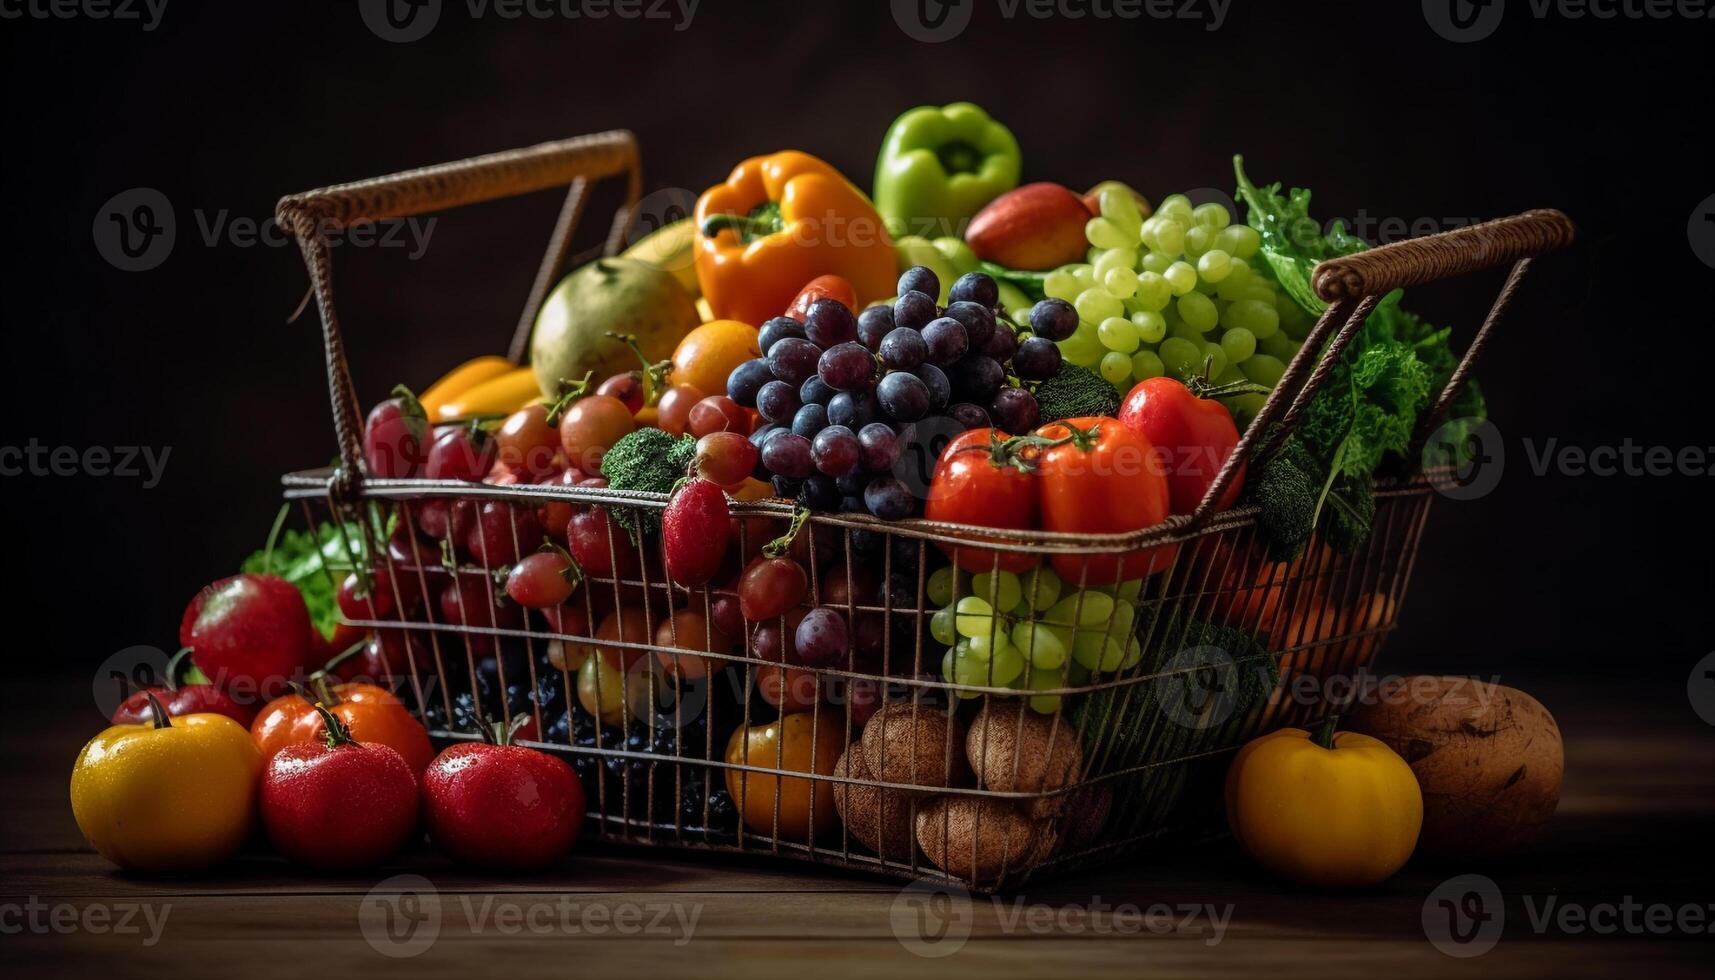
[276,131,643,488]
[1188,208,1575,524]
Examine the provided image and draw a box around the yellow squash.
[433,366,540,421]
[70,699,262,872]
[1225,720,1422,887]
[418,355,515,418]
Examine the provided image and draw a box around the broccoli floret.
[1033,363,1121,423]
[1324,470,1376,554]
[599,428,696,535]
[1251,435,1378,560]
[1252,438,1320,560]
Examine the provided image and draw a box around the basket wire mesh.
[275,133,1571,891]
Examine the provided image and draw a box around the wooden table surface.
[4,679,1711,978]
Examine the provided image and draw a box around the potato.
[832,748,919,863]
[861,703,970,789]
[966,702,1084,817]
[1347,676,1562,860]
[915,796,1056,882]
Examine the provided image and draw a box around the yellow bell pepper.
[419,355,516,419]
[70,695,261,872]
[1225,719,1422,887]
[433,366,541,421]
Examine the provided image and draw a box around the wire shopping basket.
[276,133,1572,891]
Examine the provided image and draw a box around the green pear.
[530,257,700,396]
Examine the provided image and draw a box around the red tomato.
[260,716,418,869]
[786,274,858,322]
[923,428,1041,573]
[1034,416,1172,584]
[1117,377,1245,515]
[422,742,583,868]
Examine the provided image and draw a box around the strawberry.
[662,478,731,587]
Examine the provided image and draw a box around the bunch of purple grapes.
[726,267,1064,520]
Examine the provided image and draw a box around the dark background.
[1,0,1709,704]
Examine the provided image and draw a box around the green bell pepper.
[874,102,1021,239]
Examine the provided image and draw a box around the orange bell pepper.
[695,151,896,326]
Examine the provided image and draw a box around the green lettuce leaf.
[240,507,389,640]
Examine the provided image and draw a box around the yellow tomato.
[672,320,760,398]
[1225,722,1422,887]
[730,477,774,502]
[725,712,844,842]
[70,707,261,872]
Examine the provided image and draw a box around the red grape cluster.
[727,268,1059,519]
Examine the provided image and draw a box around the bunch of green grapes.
[925,565,1144,714]
[1042,188,1314,409]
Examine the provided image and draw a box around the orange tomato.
[251,681,434,778]
[593,606,655,670]
[557,395,635,475]
[653,609,734,680]
[672,320,761,398]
